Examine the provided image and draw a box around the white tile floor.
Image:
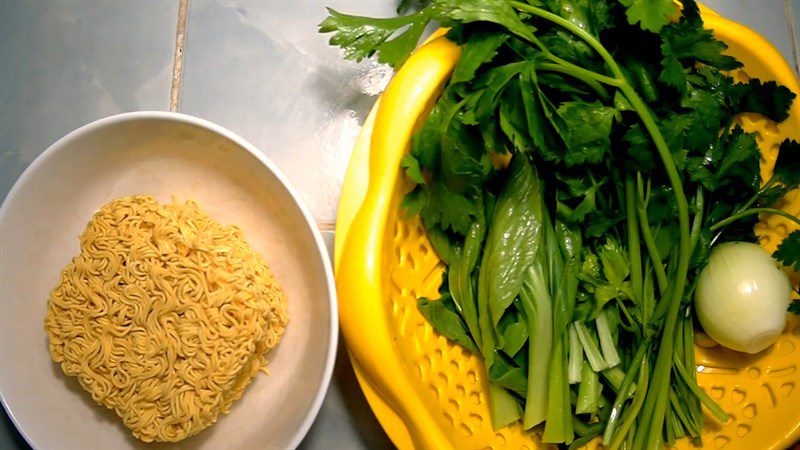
[1,1,799,449]
[0,1,177,198]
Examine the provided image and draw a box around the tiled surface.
[0,1,178,200]
[1,1,799,449]
[179,1,398,225]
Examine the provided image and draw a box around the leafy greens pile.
[321,0,800,448]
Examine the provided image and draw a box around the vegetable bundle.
[321,0,800,448]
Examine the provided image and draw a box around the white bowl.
[0,112,337,449]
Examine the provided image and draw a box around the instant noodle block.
[334,9,800,450]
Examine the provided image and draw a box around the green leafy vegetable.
[618,0,677,33]
[418,295,479,353]
[323,0,800,447]
[774,230,800,271]
[319,8,431,68]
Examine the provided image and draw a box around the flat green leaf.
[488,355,528,396]
[714,127,760,191]
[732,79,796,122]
[420,180,480,235]
[418,295,479,353]
[599,239,629,288]
[452,31,509,83]
[557,101,619,167]
[501,319,528,358]
[401,185,428,217]
[319,8,432,68]
[774,230,800,272]
[619,0,677,33]
[477,156,545,365]
[401,154,425,184]
[773,139,800,187]
[431,0,536,43]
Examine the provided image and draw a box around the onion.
[694,242,793,354]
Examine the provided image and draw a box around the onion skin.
[694,242,793,354]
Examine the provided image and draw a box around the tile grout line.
[170,0,190,112]
[784,0,800,76]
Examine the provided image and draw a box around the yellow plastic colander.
[334,7,800,449]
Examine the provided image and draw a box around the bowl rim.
[0,110,339,450]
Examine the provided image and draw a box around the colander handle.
[336,35,462,450]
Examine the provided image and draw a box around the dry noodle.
[45,195,288,442]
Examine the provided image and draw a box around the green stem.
[543,53,622,86]
[603,342,647,443]
[608,354,650,450]
[689,188,704,258]
[543,337,574,444]
[620,85,691,450]
[673,354,729,423]
[738,176,778,213]
[511,2,624,79]
[508,4,692,447]
[710,207,800,232]
[626,175,643,302]
[538,62,610,99]
[636,174,668,294]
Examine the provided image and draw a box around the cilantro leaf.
[401,154,426,184]
[659,13,741,92]
[683,85,727,151]
[319,8,432,68]
[624,114,691,172]
[452,31,509,83]
[732,79,796,122]
[789,300,800,316]
[420,180,480,235]
[431,0,536,43]
[410,90,452,170]
[468,61,530,122]
[619,0,677,33]
[714,127,760,191]
[402,185,428,217]
[557,101,619,166]
[544,0,612,36]
[773,139,800,187]
[774,230,800,271]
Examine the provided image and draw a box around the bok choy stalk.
[477,154,543,428]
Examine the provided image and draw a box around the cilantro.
[557,102,619,166]
[773,230,800,272]
[319,8,431,68]
[543,0,612,36]
[619,0,677,33]
[758,139,800,206]
[401,154,426,184]
[659,14,741,92]
[452,31,509,83]
[431,0,536,43]
[732,79,796,122]
[789,300,800,316]
[420,180,480,235]
[323,0,800,444]
[401,185,428,217]
[773,139,800,187]
[714,127,760,191]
